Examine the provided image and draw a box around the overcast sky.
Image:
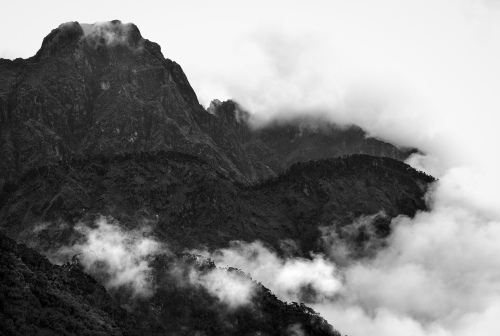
[3,1,500,335]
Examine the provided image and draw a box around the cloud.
[57,217,162,297]
[287,323,306,336]
[56,217,257,308]
[341,175,500,326]
[193,241,341,303]
[185,265,257,308]
[83,21,143,50]
[186,1,500,174]
[320,211,388,265]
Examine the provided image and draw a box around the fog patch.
[55,217,256,307]
[83,20,143,50]
[187,265,256,308]
[287,323,306,336]
[193,241,341,303]
[320,211,388,265]
[57,216,162,297]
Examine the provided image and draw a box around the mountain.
[0,20,414,188]
[0,20,435,336]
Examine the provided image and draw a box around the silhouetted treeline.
[2,151,434,203]
[0,150,434,257]
[0,150,221,199]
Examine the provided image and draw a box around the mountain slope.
[0,151,434,258]
[0,231,159,336]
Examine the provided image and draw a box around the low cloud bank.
[198,156,500,335]
[320,211,388,264]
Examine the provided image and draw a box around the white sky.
[2,1,500,335]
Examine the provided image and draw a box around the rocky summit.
[0,21,434,336]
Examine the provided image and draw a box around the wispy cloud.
[193,241,341,303]
[57,217,162,297]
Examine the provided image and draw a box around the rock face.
[0,21,413,187]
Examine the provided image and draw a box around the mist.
[56,217,257,308]
[193,241,341,303]
[56,217,162,297]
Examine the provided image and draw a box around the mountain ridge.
[1,20,416,188]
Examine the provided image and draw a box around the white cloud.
[186,266,256,308]
[194,241,341,303]
[57,217,257,308]
[57,217,162,297]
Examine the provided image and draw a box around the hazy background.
[3,1,500,335]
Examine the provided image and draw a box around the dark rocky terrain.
[0,20,435,336]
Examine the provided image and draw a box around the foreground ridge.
[0,231,340,336]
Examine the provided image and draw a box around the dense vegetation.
[0,151,433,257]
[0,231,157,336]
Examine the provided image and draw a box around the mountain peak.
[33,20,144,62]
[207,99,250,125]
